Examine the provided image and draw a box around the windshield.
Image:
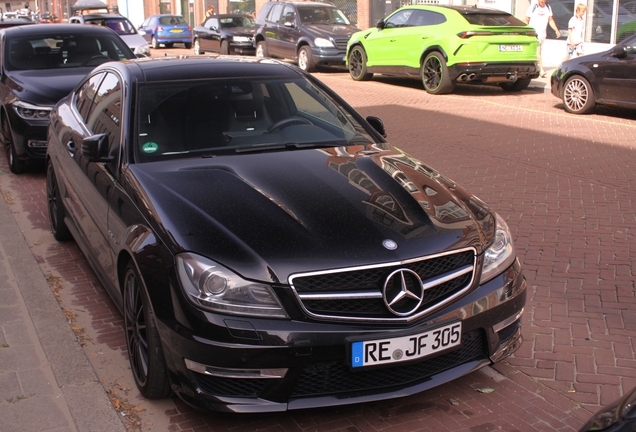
[5,34,133,71]
[220,16,255,28]
[85,17,137,35]
[135,76,376,162]
[297,6,350,25]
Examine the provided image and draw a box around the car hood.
[128,144,495,283]
[303,23,360,41]
[5,69,91,106]
[119,33,148,50]
[225,27,255,37]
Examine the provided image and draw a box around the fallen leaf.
[477,388,495,394]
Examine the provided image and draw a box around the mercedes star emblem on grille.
[382,269,424,316]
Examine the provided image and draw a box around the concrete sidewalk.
[0,190,125,431]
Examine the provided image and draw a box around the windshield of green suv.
[135,76,375,162]
[297,6,350,25]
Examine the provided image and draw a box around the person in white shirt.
[565,4,587,60]
[525,0,561,77]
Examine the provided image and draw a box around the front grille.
[292,329,486,397]
[193,373,268,397]
[333,37,350,50]
[291,249,476,322]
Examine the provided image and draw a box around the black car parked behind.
[193,14,255,55]
[0,24,136,173]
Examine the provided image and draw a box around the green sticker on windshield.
[142,142,158,153]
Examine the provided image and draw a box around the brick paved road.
[1,52,635,431]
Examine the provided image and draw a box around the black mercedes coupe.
[46,55,526,413]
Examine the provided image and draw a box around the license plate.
[351,322,462,368]
[170,29,183,33]
[499,45,522,52]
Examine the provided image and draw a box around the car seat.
[9,39,47,70]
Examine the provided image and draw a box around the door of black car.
[264,3,285,56]
[595,44,636,104]
[277,5,299,59]
[200,18,221,51]
[61,71,123,291]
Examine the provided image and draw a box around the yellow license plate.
[170,29,183,33]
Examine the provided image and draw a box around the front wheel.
[123,261,171,399]
[499,78,531,92]
[46,161,72,241]
[220,40,229,55]
[562,75,595,114]
[348,45,373,81]
[193,39,202,55]
[256,41,269,58]
[297,46,316,72]
[2,115,26,174]
[421,52,455,95]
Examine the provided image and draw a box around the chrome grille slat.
[290,248,477,323]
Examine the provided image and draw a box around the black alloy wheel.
[348,45,373,81]
[421,52,455,95]
[2,114,26,174]
[123,261,171,399]
[46,161,72,241]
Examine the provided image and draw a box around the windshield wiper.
[235,141,345,154]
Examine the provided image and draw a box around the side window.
[268,4,284,23]
[86,72,122,154]
[209,18,219,29]
[385,10,414,28]
[75,73,106,124]
[281,5,296,25]
[409,10,446,26]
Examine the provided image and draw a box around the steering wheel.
[84,55,110,66]
[267,116,313,133]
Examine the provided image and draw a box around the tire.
[220,40,229,55]
[348,45,373,81]
[2,114,26,174]
[193,39,202,55]
[123,261,171,399]
[421,52,455,95]
[256,40,269,58]
[562,75,595,114]
[297,46,316,72]
[46,161,72,241]
[184,42,192,49]
[151,36,159,49]
[499,78,532,92]
[165,43,174,48]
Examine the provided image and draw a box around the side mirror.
[284,21,295,27]
[612,44,627,58]
[209,25,218,31]
[366,116,386,138]
[376,19,385,30]
[138,29,146,36]
[81,134,113,162]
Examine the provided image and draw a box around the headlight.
[12,101,52,120]
[176,252,288,318]
[314,37,335,48]
[481,212,516,283]
[232,36,251,43]
[134,44,151,57]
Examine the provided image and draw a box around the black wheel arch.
[420,46,449,67]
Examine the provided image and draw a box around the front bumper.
[157,259,526,413]
[310,47,347,66]
[4,109,48,160]
[449,62,540,83]
[230,42,256,55]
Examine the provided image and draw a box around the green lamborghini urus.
[346,5,540,94]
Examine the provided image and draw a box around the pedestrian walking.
[564,3,587,61]
[525,0,561,77]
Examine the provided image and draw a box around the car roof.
[81,13,130,19]
[275,1,338,7]
[0,23,119,36]
[120,56,302,83]
[401,4,513,14]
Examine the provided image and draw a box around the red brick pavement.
[1,65,635,431]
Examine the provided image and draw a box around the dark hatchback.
[0,24,135,173]
[551,33,636,114]
[193,14,256,55]
[46,55,526,413]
